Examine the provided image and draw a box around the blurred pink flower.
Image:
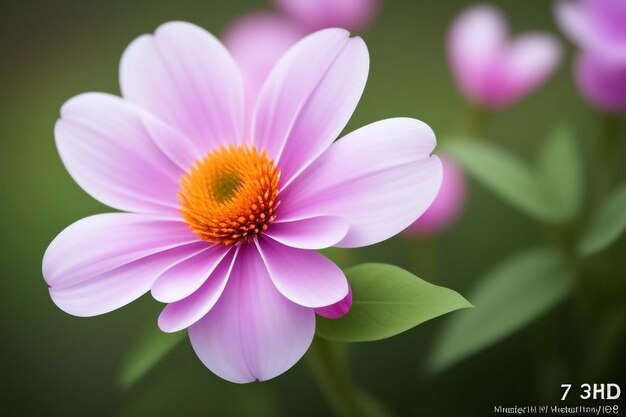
[274,0,380,32]
[43,22,442,383]
[447,4,562,109]
[404,156,466,236]
[556,0,626,64]
[222,12,304,125]
[555,0,626,112]
[575,53,626,112]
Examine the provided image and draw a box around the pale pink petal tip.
[275,0,380,32]
[54,93,184,215]
[448,4,561,108]
[315,285,353,319]
[404,156,467,236]
[120,21,245,157]
[42,214,201,317]
[257,238,349,308]
[575,53,626,113]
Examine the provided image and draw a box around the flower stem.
[306,338,371,417]
[593,113,621,203]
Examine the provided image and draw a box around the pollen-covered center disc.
[179,145,280,245]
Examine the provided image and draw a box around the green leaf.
[444,140,560,222]
[537,125,584,221]
[579,183,626,256]
[118,325,186,389]
[429,247,574,372]
[443,127,583,224]
[315,263,471,342]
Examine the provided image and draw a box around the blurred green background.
[1,0,624,416]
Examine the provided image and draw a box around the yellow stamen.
[178,145,280,245]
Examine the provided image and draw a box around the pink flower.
[274,0,380,32]
[43,22,442,383]
[447,4,562,109]
[404,156,466,236]
[555,0,626,112]
[556,0,626,64]
[575,53,626,113]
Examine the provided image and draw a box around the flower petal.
[315,285,352,319]
[274,0,380,31]
[555,0,626,63]
[50,229,204,317]
[157,249,238,332]
[56,93,185,214]
[575,52,626,113]
[447,5,507,103]
[280,118,442,248]
[222,12,304,127]
[252,28,369,185]
[256,237,349,308]
[49,243,206,317]
[151,245,233,303]
[43,213,200,289]
[500,33,561,104]
[188,245,315,383]
[555,1,596,48]
[120,21,245,156]
[405,155,467,235]
[264,216,349,249]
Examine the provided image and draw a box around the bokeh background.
[1,0,624,416]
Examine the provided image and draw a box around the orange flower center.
[179,145,280,246]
